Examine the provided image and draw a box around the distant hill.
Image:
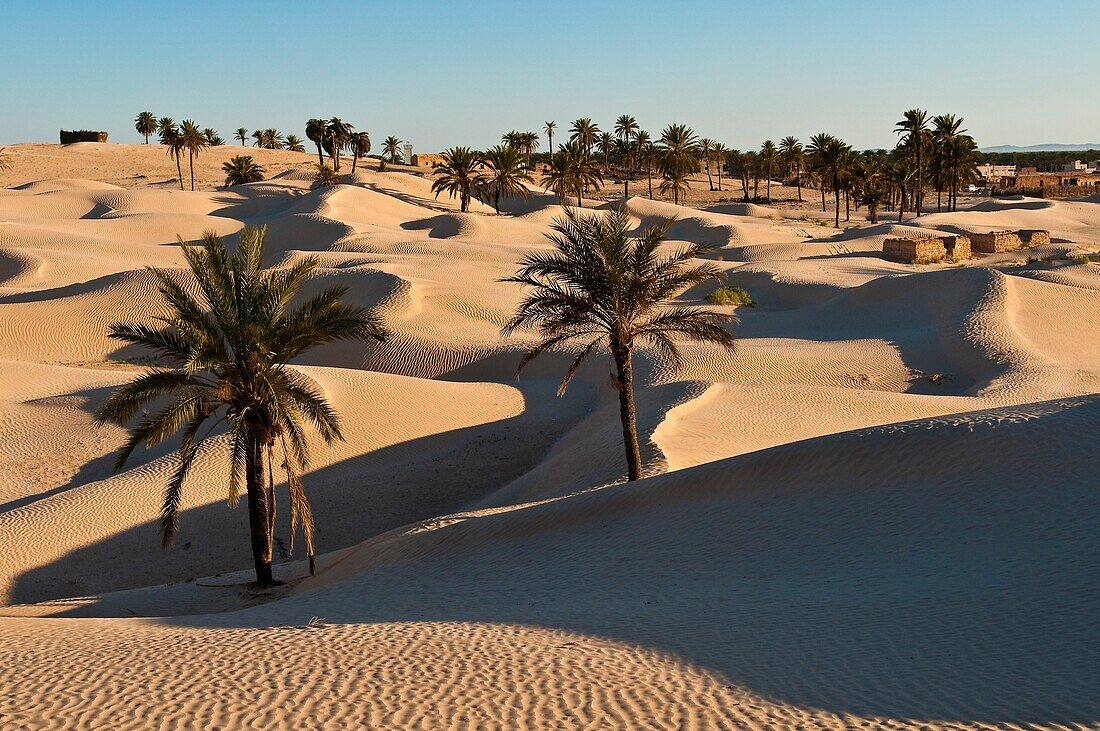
[980,143,1100,153]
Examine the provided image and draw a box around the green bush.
[707,286,755,307]
[1075,253,1099,264]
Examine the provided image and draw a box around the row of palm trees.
[430,145,534,212]
[97,206,734,585]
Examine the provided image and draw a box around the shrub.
[1075,253,1099,265]
[707,286,754,307]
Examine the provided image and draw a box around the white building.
[976,164,1016,179]
[403,142,413,165]
[1061,159,1088,172]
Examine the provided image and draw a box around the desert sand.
[0,142,1097,729]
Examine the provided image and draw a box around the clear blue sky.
[2,0,1097,151]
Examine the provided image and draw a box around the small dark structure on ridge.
[60,130,108,144]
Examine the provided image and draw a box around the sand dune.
[0,145,1097,729]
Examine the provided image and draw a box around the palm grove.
[106,106,980,585]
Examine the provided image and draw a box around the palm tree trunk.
[898,189,906,223]
[844,187,850,221]
[833,171,841,228]
[315,143,324,167]
[716,161,722,191]
[612,344,642,481]
[175,152,184,191]
[766,170,771,202]
[246,436,274,586]
[705,158,714,191]
[188,150,195,191]
[820,179,826,211]
[647,166,653,199]
[795,163,801,201]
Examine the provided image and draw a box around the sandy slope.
[0,144,1098,729]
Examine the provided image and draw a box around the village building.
[410,153,446,168]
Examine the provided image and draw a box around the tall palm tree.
[503,208,735,481]
[482,144,533,213]
[759,140,779,202]
[325,118,352,171]
[895,108,930,217]
[203,128,224,146]
[807,133,835,212]
[660,166,692,204]
[569,117,600,153]
[852,152,887,223]
[543,121,556,161]
[178,120,207,191]
[284,134,306,153]
[635,131,654,198]
[699,138,715,190]
[431,147,487,213]
[596,131,615,170]
[222,155,266,186]
[94,227,387,585]
[779,136,804,201]
[235,128,249,146]
[658,124,699,205]
[818,137,851,227]
[159,121,185,191]
[614,114,639,144]
[135,111,157,144]
[541,141,602,207]
[348,132,371,172]
[382,135,403,165]
[712,142,727,191]
[305,118,327,167]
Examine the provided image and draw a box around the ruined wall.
[60,130,108,144]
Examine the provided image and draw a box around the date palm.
[635,131,654,198]
[382,135,402,165]
[660,167,692,204]
[614,114,639,144]
[596,131,615,170]
[759,140,779,202]
[305,118,327,167]
[779,136,804,201]
[346,132,370,172]
[504,208,735,481]
[483,144,533,213]
[541,141,602,207]
[543,121,556,160]
[818,137,851,227]
[222,155,266,186]
[569,117,600,153]
[178,120,207,191]
[712,142,727,191]
[807,133,835,212]
[284,134,305,153]
[159,121,185,191]
[431,147,487,213]
[135,111,157,144]
[235,128,249,146]
[324,118,352,170]
[658,124,699,204]
[94,227,387,585]
[896,108,929,217]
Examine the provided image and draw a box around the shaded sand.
[0,146,1098,728]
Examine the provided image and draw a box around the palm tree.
[305,118,327,167]
[348,132,371,172]
[895,108,930,217]
[932,114,967,212]
[635,131,654,198]
[159,121,185,191]
[503,208,735,481]
[543,121,556,161]
[596,131,615,171]
[135,112,157,144]
[660,167,692,204]
[178,120,207,191]
[807,133,835,212]
[313,164,340,188]
[852,152,887,223]
[614,114,639,144]
[222,155,266,186]
[284,134,305,153]
[325,118,352,170]
[569,117,600,153]
[699,138,715,190]
[482,144,533,213]
[94,227,387,585]
[658,124,699,205]
[541,141,602,207]
[431,147,487,213]
[235,128,249,146]
[759,140,779,202]
[779,136,804,201]
[204,128,224,146]
[819,137,851,227]
[382,135,403,165]
[260,129,286,149]
[712,142,727,191]
[251,130,264,147]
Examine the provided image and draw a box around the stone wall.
[1018,230,1051,246]
[60,130,108,144]
[883,237,946,264]
[971,230,1022,253]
